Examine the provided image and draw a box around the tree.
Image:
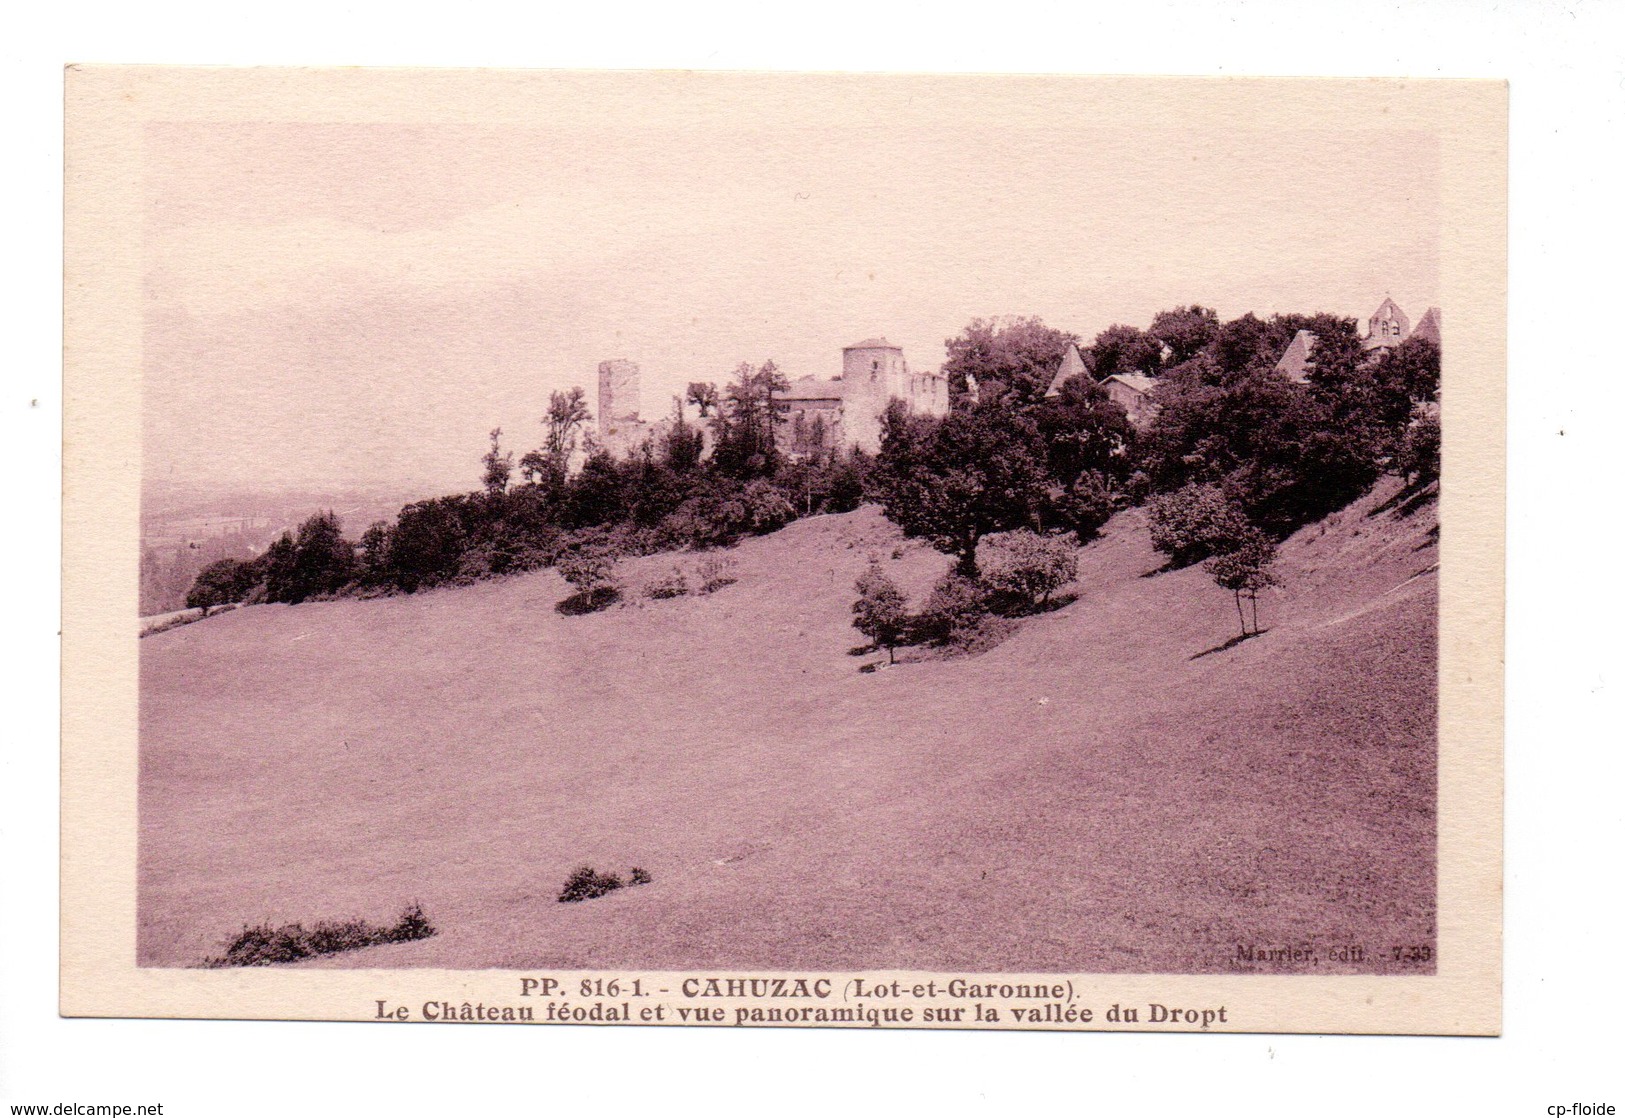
[1146,483,1251,567]
[185,558,257,615]
[663,398,705,472]
[1211,312,1275,379]
[1148,305,1220,365]
[259,532,298,603]
[1361,335,1441,450]
[1089,323,1163,380]
[357,520,393,585]
[942,317,1080,406]
[1203,526,1280,638]
[482,428,513,495]
[852,558,909,664]
[1383,335,1441,403]
[566,450,628,528]
[1397,408,1441,487]
[713,361,783,478]
[1137,363,1379,537]
[686,381,720,418]
[1034,373,1136,487]
[872,392,1049,577]
[556,543,620,609]
[285,511,355,602]
[543,387,591,460]
[756,359,791,466]
[979,529,1078,611]
[1046,469,1115,543]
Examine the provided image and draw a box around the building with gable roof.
[1099,373,1160,428]
[1410,306,1442,346]
[1275,329,1317,383]
[1043,341,1093,399]
[1362,297,1412,351]
[1042,339,1159,428]
[1271,298,1442,388]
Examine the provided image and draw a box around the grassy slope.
[140,479,1437,974]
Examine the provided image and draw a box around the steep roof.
[844,337,900,351]
[1044,341,1092,398]
[1102,373,1157,395]
[1371,296,1406,322]
[1410,306,1442,345]
[1275,329,1317,383]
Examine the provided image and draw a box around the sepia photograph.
[61,69,1504,1033]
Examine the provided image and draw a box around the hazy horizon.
[143,103,1440,499]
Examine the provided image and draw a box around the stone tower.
[839,338,908,454]
[598,359,641,427]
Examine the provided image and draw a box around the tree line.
[186,360,863,612]
[187,305,1439,635]
[857,308,1437,651]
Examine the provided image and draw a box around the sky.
[142,103,1440,498]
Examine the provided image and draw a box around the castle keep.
[595,358,655,457]
[778,338,949,456]
[595,337,949,460]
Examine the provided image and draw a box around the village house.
[1045,340,1161,429]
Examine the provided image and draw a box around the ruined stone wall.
[598,359,641,427]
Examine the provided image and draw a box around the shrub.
[1049,471,1115,543]
[204,902,435,967]
[558,865,624,903]
[1125,469,1153,504]
[980,529,1078,611]
[1397,408,1441,487]
[645,565,690,600]
[852,558,910,663]
[1146,483,1251,567]
[662,488,751,549]
[696,554,736,593]
[629,867,653,886]
[556,543,621,607]
[915,572,989,649]
[742,478,797,534]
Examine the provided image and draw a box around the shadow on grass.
[1413,523,1440,551]
[555,587,622,615]
[1190,629,1269,660]
[1369,479,1439,520]
[1140,560,1176,578]
[1028,592,1079,615]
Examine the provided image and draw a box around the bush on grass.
[645,565,690,600]
[558,865,653,903]
[205,902,435,967]
[979,529,1078,612]
[1146,482,1252,567]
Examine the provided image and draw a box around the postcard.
[62,68,1504,1033]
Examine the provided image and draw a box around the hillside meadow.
[139,478,1437,974]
